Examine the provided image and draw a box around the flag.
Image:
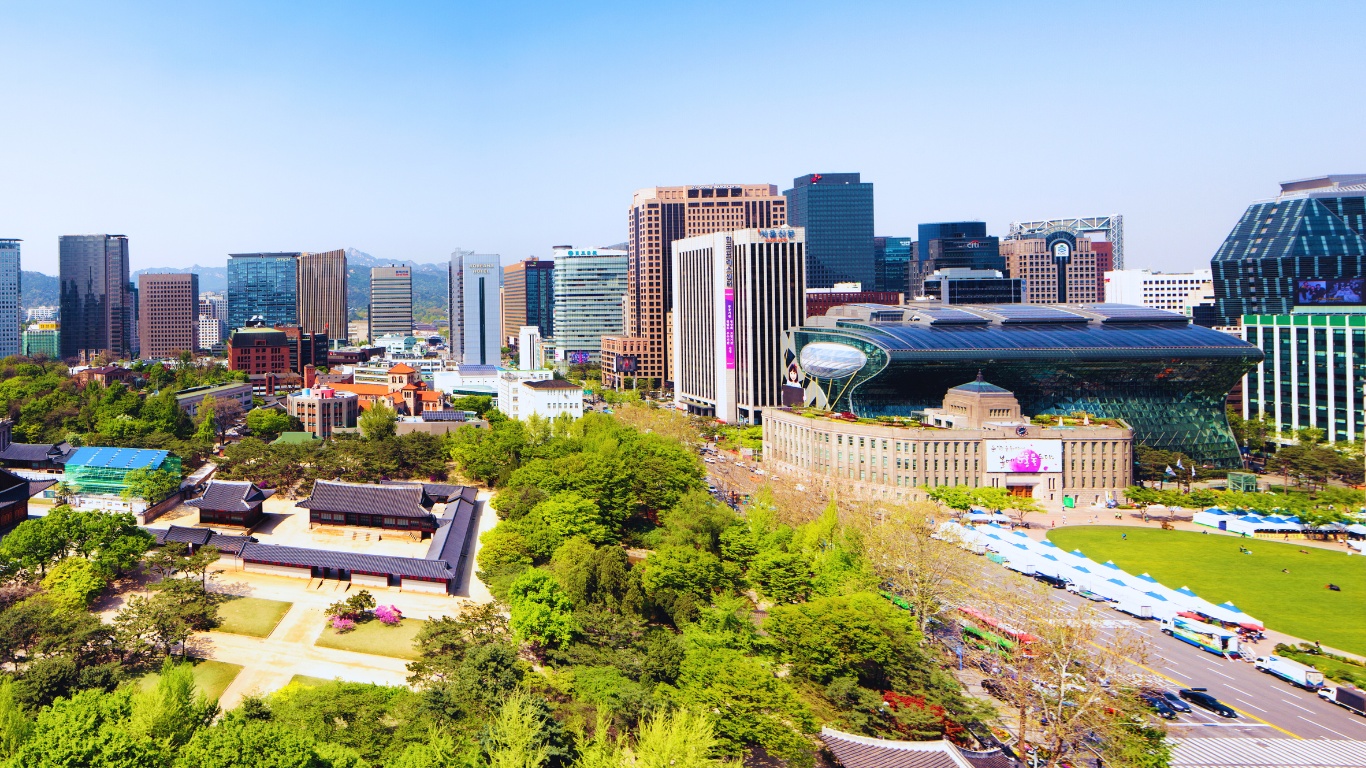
[1165,465,1176,477]
[1192,464,1197,478]
[1176,458,1184,470]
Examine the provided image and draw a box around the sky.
[2,1,1364,275]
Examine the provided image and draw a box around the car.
[1179,688,1237,718]
[1158,690,1191,713]
[1140,693,1177,719]
[980,679,1013,702]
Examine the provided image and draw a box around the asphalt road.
[1047,588,1366,741]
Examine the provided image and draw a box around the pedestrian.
[1122,532,1127,540]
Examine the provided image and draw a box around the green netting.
[66,456,182,497]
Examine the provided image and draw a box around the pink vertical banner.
[724,287,735,369]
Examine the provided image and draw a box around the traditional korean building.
[0,467,54,528]
[185,480,275,527]
[296,479,439,533]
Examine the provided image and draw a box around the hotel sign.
[758,228,798,243]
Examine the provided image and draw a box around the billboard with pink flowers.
[985,440,1062,473]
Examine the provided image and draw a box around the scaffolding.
[63,448,182,497]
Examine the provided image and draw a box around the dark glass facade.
[790,304,1263,466]
[873,236,913,295]
[921,273,1024,304]
[1211,178,1366,326]
[59,234,131,360]
[913,222,1004,286]
[525,260,555,337]
[784,173,874,289]
[228,253,299,330]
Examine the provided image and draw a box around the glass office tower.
[0,240,20,358]
[59,234,131,360]
[227,253,299,330]
[784,173,874,289]
[551,246,627,366]
[873,236,913,296]
[913,222,1004,287]
[1211,175,1366,327]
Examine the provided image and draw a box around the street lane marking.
[1168,722,1268,728]
[1234,699,1267,713]
[1281,698,1315,714]
[1226,686,1254,697]
[1206,668,1235,680]
[1298,716,1348,739]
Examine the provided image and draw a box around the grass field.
[216,597,293,637]
[287,675,338,688]
[138,660,243,701]
[1048,526,1366,656]
[315,618,424,660]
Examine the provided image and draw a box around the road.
[1047,588,1366,741]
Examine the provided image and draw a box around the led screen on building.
[1297,278,1365,305]
[985,440,1062,473]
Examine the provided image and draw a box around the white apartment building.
[1103,269,1213,315]
[518,325,543,371]
[671,227,806,424]
[496,374,582,421]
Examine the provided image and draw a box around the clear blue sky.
[2,1,1363,275]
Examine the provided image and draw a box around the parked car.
[1179,688,1237,718]
[1033,572,1070,589]
[1158,690,1192,713]
[1140,692,1177,719]
[981,678,1013,702]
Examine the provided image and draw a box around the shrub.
[330,616,356,633]
[374,605,403,626]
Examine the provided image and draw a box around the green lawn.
[1048,526,1366,656]
[287,675,339,688]
[315,618,424,660]
[138,660,243,702]
[216,596,293,637]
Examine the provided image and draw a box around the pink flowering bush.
[330,616,356,633]
[374,605,404,626]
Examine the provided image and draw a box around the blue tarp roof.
[65,447,170,470]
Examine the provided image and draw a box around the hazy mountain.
[345,249,450,324]
[133,265,229,292]
[21,271,60,309]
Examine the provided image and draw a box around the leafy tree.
[7,687,163,768]
[640,546,724,604]
[632,707,734,768]
[130,657,218,750]
[549,537,600,606]
[508,569,578,649]
[40,556,107,610]
[765,593,919,689]
[533,492,615,546]
[450,395,494,417]
[246,407,293,441]
[854,500,973,638]
[121,467,183,503]
[0,677,31,761]
[359,400,398,441]
[749,550,813,605]
[176,714,363,768]
[483,691,550,768]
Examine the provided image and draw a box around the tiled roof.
[820,728,1013,768]
[26,478,57,498]
[297,480,432,519]
[65,447,170,470]
[419,391,442,402]
[0,442,73,463]
[387,363,417,374]
[238,541,452,580]
[186,480,275,512]
[523,379,581,390]
[148,526,253,555]
[1169,737,1366,767]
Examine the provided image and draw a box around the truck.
[1254,655,1325,690]
[1318,685,1366,717]
[1158,617,1240,657]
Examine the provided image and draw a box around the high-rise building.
[25,306,59,322]
[368,265,413,340]
[873,236,913,296]
[227,253,299,330]
[671,228,806,424]
[137,273,199,358]
[1243,308,1366,444]
[783,173,874,289]
[502,257,555,345]
[1092,241,1114,300]
[602,184,787,388]
[0,240,21,358]
[1211,175,1366,327]
[550,245,627,366]
[59,234,131,360]
[912,223,1004,288]
[920,269,1025,305]
[297,249,348,343]
[1001,227,1100,304]
[22,321,59,358]
[198,315,224,351]
[128,280,140,358]
[1009,216,1124,270]
[518,325,543,371]
[1103,269,1214,315]
[199,292,227,323]
[449,250,501,365]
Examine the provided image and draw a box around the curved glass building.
[786,303,1263,466]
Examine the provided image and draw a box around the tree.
[360,400,398,441]
[484,691,550,768]
[177,715,361,768]
[122,467,183,503]
[7,687,163,768]
[631,707,734,768]
[0,677,31,761]
[640,546,724,604]
[749,550,813,605]
[508,569,578,649]
[854,500,972,638]
[533,492,615,545]
[40,556,107,610]
[131,657,218,750]
[246,407,293,440]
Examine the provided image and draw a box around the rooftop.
[65,447,171,470]
[297,479,432,519]
[820,728,1012,768]
[186,480,275,512]
[523,379,581,390]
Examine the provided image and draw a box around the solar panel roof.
[66,447,171,470]
[966,305,1088,324]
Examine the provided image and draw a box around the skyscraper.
[369,265,413,340]
[873,236,913,296]
[0,240,21,358]
[227,253,299,329]
[783,173,874,289]
[449,250,501,365]
[913,222,1004,286]
[297,249,348,343]
[1000,227,1100,304]
[602,183,786,388]
[1211,175,1366,327]
[59,234,131,360]
[137,273,199,358]
[551,245,627,366]
[502,257,555,344]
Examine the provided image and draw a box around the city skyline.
[3,3,1362,276]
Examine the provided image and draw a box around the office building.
[1211,175,1366,327]
[518,326,543,371]
[550,245,627,366]
[805,283,901,319]
[1001,226,1100,304]
[502,257,554,344]
[287,387,360,439]
[0,240,19,358]
[227,325,325,375]
[783,173,874,289]
[59,234,131,360]
[920,269,1024,305]
[1009,215,1124,269]
[785,303,1262,465]
[1104,269,1214,315]
[199,292,227,323]
[449,250,501,366]
[671,228,806,424]
[127,281,140,358]
[602,184,787,388]
[1092,241,1114,301]
[497,375,582,421]
[198,315,225,351]
[297,249,348,343]
[873,236,913,296]
[765,377,1132,505]
[25,306,58,322]
[1243,308,1366,444]
[137,273,199,359]
[227,253,299,329]
[368,265,413,340]
[22,322,59,358]
[912,222,1004,287]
